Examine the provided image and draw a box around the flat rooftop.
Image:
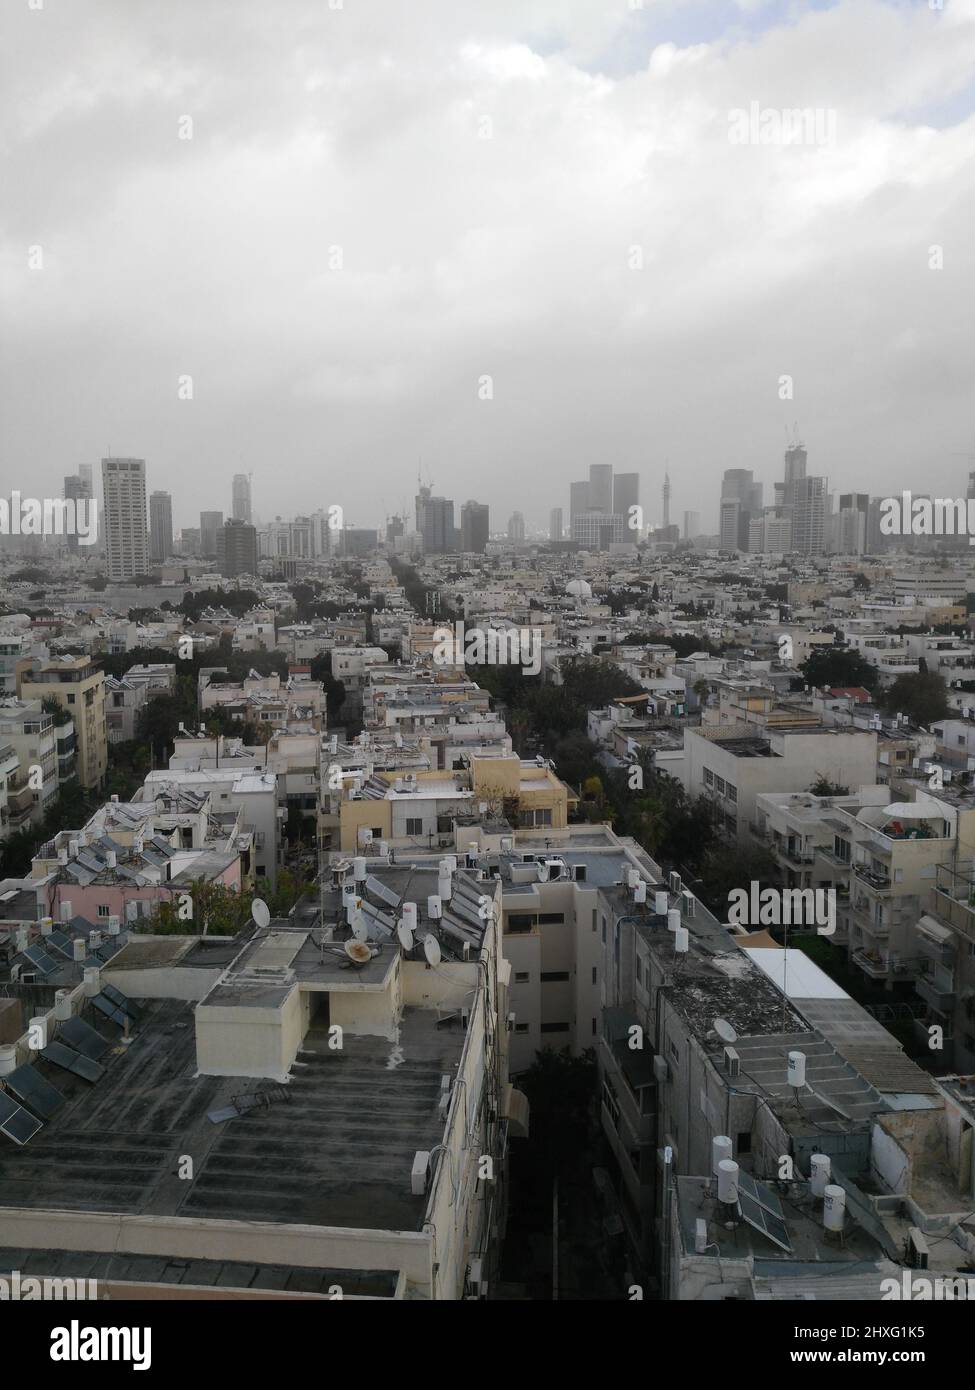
[0,999,465,1233]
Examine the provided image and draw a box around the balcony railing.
[853,948,890,978]
[854,864,892,893]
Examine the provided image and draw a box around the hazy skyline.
[3,0,975,532]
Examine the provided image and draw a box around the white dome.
[566,578,592,600]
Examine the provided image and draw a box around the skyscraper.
[683,510,700,540]
[720,469,762,549]
[835,493,869,555]
[569,481,590,529]
[217,519,258,577]
[662,471,671,530]
[613,473,639,518]
[63,472,93,554]
[415,485,455,553]
[149,491,173,563]
[588,465,613,513]
[792,476,829,555]
[232,473,252,524]
[200,511,224,558]
[460,501,489,553]
[101,457,148,580]
[549,507,563,542]
[507,511,526,542]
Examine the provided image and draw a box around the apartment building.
[0,860,517,1300]
[140,767,279,888]
[0,699,59,826]
[683,724,878,841]
[19,656,107,790]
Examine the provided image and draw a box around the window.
[540,1022,569,1033]
[592,966,598,984]
[67,693,75,705]
[97,905,110,919]
[506,913,535,934]
[601,916,606,943]
[540,971,569,983]
[713,775,726,796]
[726,783,737,803]
[538,912,565,925]
[405,818,423,836]
[515,1023,529,1034]
[703,768,714,787]
[514,971,530,983]
[736,1131,752,1155]
[592,1016,597,1035]
[592,909,597,932]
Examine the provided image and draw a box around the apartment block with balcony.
[18,657,107,790]
[0,699,59,827]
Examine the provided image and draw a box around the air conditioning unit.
[723,1046,740,1078]
[681,890,696,918]
[411,1150,431,1196]
[506,1012,515,1032]
[466,1258,487,1299]
[669,871,682,894]
[906,1227,929,1271]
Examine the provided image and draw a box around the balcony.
[851,899,889,935]
[854,863,892,894]
[777,840,817,867]
[915,964,956,1014]
[853,948,890,979]
[817,845,852,871]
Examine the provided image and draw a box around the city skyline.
[4,2,974,528]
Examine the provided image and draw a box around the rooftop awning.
[916,914,953,946]
[504,1083,530,1140]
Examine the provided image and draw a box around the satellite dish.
[713,1017,738,1044]
[397,921,414,952]
[423,934,442,966]
[344,939,372,965]
[251,899,270,928]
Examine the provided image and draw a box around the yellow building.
[19,657,107,790]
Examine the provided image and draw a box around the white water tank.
[353,856,367,883]
[72,939,86,962]
[54,990,72,1022]
[0,1045,17,1078]
[443,855,458,875]
[438,873,453,903]
[717,1158,739,1205]
[634,880,647,904]
[712,1135,733,1175]
[427,895,443,920]
[89,931,102,952]
[674,926,689,954]
[83,966,100,998]
[824,1184,846,1232]
[40,918,54,937]
[787,1050,806,1088]
[667,908,681,933]
[654,892,668,915]
[29,1016,48,1050]
[626,869,640,890]
[402,902,418,935]
[810,1154,831,1197]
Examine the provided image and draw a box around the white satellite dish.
[423,934,442,966]
[251,899,270,929]
[344,939,372,965]
[397,921,414,952]
[713,1017,738,1044]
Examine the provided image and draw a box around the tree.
[810,774,849,796]
[697,844,780,916]
[878,672,950,727]
[144,880,253,936]
[800,647,878,692]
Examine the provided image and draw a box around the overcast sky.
[3,0,975,533]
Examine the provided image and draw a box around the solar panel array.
[60,1016,111,1060]
[91,993,129,1027]
[4,1065,65,1121]
[0,1089,43,1146]
[737,1171,792,1253]
[41,1041,105,1084]
[101,983,141,1018]
[365,876,401,909]
[22,945,59,977]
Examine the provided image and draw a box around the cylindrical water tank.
[788,1050,806,1088]
[29,1016,48,1050]
[40,918,54,937]
[83,966,100,998]
[626,869,640,889]
[634,881,647,904]
[54,990,72,1022]
[654,892,668,915]
[438,874,453,902]
[712,1135,733,1175]
[427,895,442,920]
[667,908,681,933]
[810,1154,831,1197]
[717,1158,740,1205]
[402,902,418,934]
[0,1045,17,1078]
[443,855,458,875]
[824,1185,846,1232]
[107,920,120,937]
[72,939,86,962]
[353,856,367,882]
[89,931,102,952]
[675,926,689,954]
